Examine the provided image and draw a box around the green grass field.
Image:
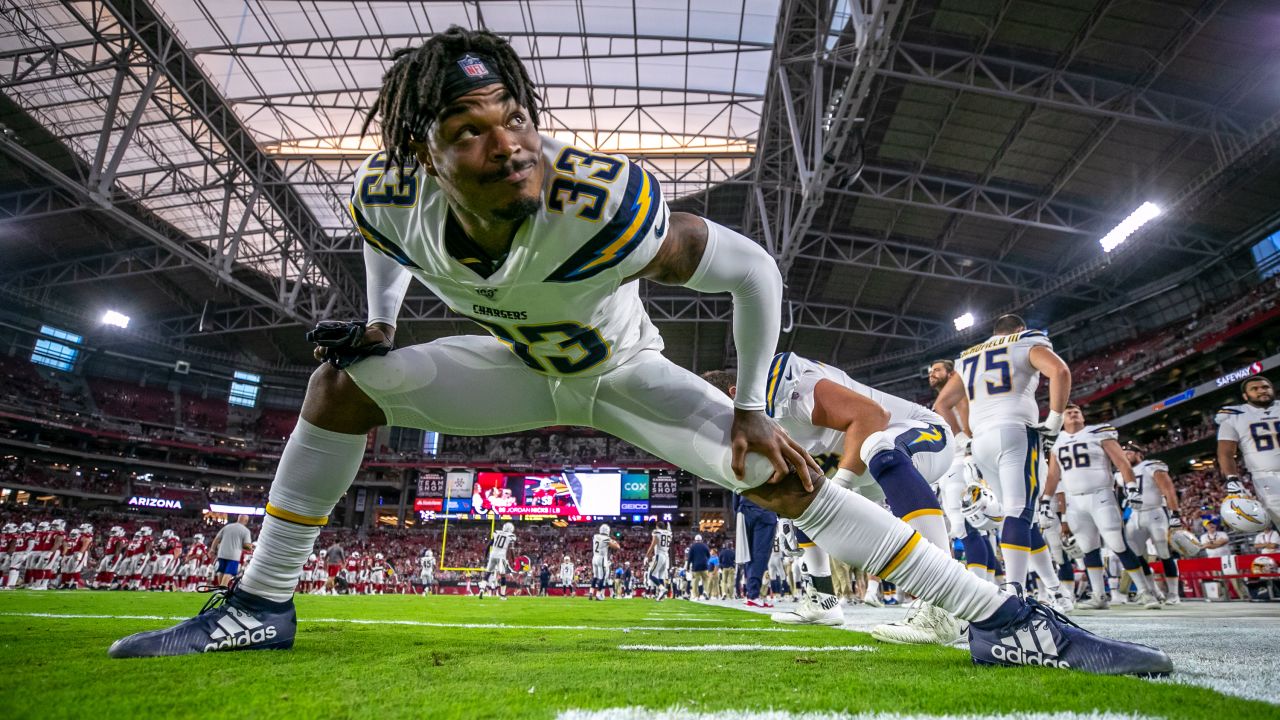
[0,590,1274,720]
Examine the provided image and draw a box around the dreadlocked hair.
[361,26,542,176]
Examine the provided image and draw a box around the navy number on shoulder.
[358,152,419,208]
[554,147,623,182]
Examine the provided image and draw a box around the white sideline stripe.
[556,709,1164,720]
[618,644,875,652]
[0,612,796,633]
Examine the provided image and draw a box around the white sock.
[865,578,881,599]
[1127,569,1153,594]
[905,513,950,554]
[1165,576,1179,597]
[1087,567,1105,597]
[795,480,1007,622]
[240,419,367,602]
[1029,548,1060,593]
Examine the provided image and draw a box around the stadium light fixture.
[101,310,130,328]
[1099,202,1162,253]
[953,312,975,331]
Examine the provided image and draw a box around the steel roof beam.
[878,41,1251,137]
[83,0,364,318]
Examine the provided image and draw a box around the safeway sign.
[1215,361,1264,388]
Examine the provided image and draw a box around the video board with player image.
[465,471,622,519]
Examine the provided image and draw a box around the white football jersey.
[488,530,515,561]
[560,561,574,578]
[592,533,612,562]
[1132,459,1170,509]
[652,528,672,560]
[349,135,670,377]
[1050,424,1118,494]
[957,330,1053,430]
[765,353,946,466]
[420,555,435,571]
[1215,402,1280,473]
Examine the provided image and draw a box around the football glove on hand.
[1124,485,1143,509]
[1168,509,1183,528]
[1032,410,1064,443]
[954,432,972,456]
[1224,478,1246,497]
[307,320,393,369]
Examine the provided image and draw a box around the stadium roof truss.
[1,0,1279,373]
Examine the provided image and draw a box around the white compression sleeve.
[683,219,782,410]
[364,244,413,327]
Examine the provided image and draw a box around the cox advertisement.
[621,473,650,513]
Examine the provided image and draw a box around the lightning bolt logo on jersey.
[349,136,670,378]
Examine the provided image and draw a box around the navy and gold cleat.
[968,597,1172,676]
[108,583,296,658]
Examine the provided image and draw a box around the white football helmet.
[600,524,611,535]
[20,522,34,533]
[140,526,154,536]
[563,555,571,562]
[308,553,317,562]
[1061,534,1085,559]
[1221,497,1269,533]
[51,519,66,531]
[1252,556,1278,575]
[2,523,15,534]
[110,526,125,538]
[694,533,703,543]
[79,523,93,534]
[162,528,175,539]
[68,529,81,539]
[503,522,515,533]
[961,484,1003,532]
[351,551,361,558]
[37,521,50,532]
[192,534,205,544]
[1169,529,1202,558]
[424,549,434,559]
[375,553,384,561]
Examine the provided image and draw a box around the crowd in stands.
[1069,278,1279,401]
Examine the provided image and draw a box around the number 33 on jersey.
[347,135,671,377]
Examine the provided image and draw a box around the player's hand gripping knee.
[730,409,821,489]
[309,321,395,367]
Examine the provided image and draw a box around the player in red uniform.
[344,551,361,595]
[57,526,93,589]
[7,523,34,588]
[123,527,153,590]
[95,526,128,589]
[181,534,209,592]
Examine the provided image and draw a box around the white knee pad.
[858,430,896,466]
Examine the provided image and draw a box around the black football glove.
[306,320,393,369]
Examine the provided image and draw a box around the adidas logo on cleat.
[203,607,279,652]
[992,623,1070,669]
[990,644,1070,669]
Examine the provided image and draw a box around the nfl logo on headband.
[458,54,490,78]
